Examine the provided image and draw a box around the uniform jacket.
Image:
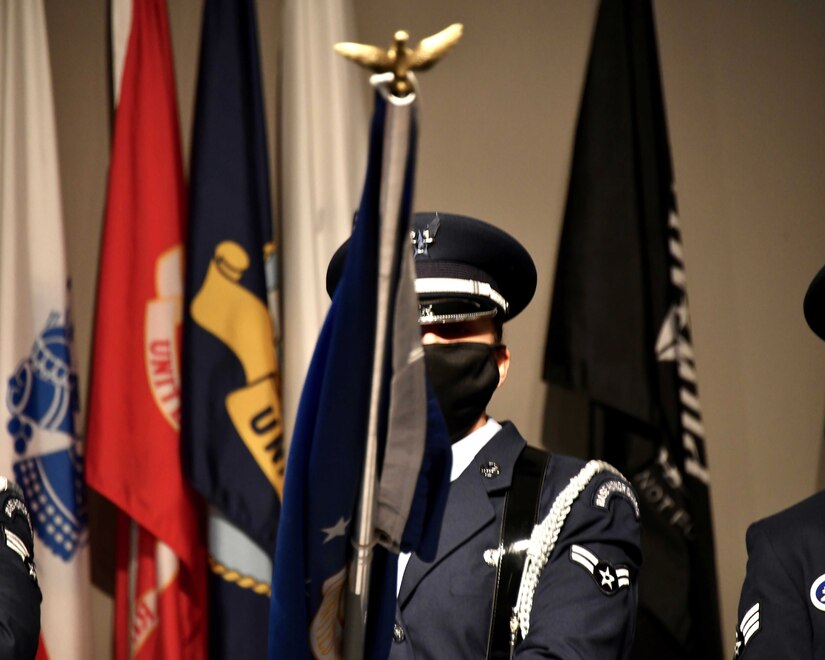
[733,489,825,659]
[390,422,642,659]
[0,528,41,659]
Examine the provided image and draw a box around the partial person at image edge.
[732,261,825,659]
[0,476,41,659]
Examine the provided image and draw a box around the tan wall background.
[42,0,825,656]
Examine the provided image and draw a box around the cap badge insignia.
[410,214,440,256]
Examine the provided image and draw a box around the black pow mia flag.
[542,1,723,658]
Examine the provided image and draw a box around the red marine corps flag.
[85,0,207,657]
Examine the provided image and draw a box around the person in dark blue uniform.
[732,262,825,659]
[328,211,641,658]
[0,476,41,659]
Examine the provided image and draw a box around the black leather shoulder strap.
[486,445,550,660]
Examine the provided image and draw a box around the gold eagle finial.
[334,23,464,97]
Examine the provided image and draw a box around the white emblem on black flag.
[655,209,710,485]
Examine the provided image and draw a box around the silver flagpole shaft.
[336,25,462,657]
[342,78,414,660]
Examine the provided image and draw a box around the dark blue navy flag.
[268,74,451,660]
[543,1,722,658]
[181,0,282,657]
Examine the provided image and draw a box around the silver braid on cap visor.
[417,305,498,324]
[510,460,625,643]
[414,277,509,314]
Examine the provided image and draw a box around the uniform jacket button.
[393,623,406,643]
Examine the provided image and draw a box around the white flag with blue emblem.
[0,1,93,657]
[280,0,368,449]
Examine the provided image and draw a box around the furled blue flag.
[181,0,282,657]
[268,73,452,659]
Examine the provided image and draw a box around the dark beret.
[804,263,825,341]
[326,211,537,324]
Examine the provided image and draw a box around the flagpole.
[336,25,463,659]
[342,80,413,660]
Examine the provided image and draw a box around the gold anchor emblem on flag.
[190,240,284,498]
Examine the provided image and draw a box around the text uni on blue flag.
[181,0,281,657]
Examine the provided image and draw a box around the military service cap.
[326,211,537,324]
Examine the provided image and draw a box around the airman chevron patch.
[3,527,37,582]
[569,544,630,596]
[734,602,760,658]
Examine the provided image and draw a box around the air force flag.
[268,74,451,659]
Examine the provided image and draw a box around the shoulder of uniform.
[542,456,639,521]
[748,489,825,542]
[583,461,639,521]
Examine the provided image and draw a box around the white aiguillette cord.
[510,460,623,642]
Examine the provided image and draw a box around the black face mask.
[423,342,504,443]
